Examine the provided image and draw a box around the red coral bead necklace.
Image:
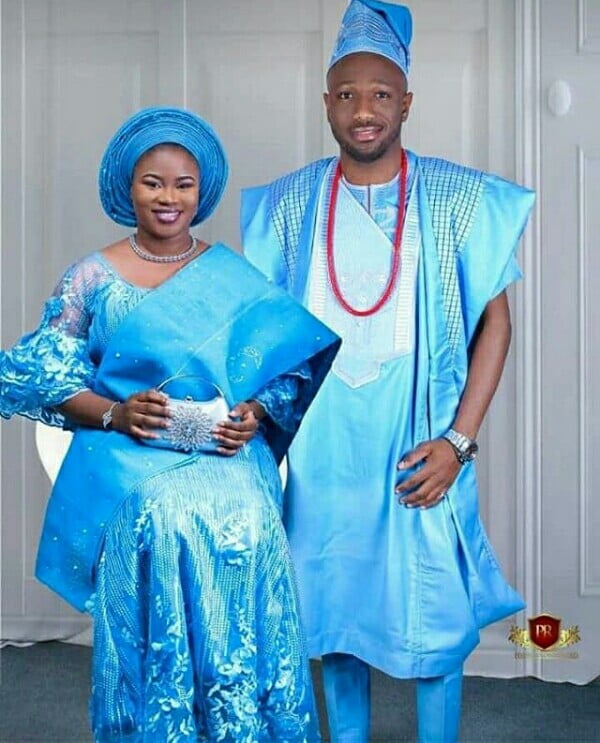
[326,149,408,317]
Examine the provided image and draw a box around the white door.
[537,0,600,684]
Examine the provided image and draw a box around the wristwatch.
[443,428,479,465]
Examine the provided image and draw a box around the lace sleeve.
[0,259,98,426]
[253,362,313,433]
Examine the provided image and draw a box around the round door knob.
[547,80,572,116]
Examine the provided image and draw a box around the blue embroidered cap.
[99,107,228,227]
[328,0,412,76]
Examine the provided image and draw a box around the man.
[241,1,534,741]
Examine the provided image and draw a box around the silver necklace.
[129,234,198,264]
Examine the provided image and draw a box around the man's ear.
[402,91,414,121]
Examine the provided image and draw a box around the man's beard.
[329,119,402,164]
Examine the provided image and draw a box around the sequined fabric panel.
[91,438,320,742]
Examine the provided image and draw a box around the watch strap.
[443,428,478,464]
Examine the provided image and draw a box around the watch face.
[444,430,478,462]
[465,442,479,460]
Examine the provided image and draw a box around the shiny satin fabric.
[14,245,342,741]
[91,434,321,742]
[1,245,337,740]
[241,153,534,678]
[35,244,340,613]
[321,653,463,743]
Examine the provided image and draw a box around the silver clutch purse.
[149,374,230,453]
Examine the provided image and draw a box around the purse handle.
[156,372,226,400]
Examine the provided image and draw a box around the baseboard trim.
[1,616,90,643]
[464,646,522,678]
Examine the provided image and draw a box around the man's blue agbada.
[242,153,534,677]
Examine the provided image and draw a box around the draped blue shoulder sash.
[36,244,340,611]
[415,166,527,626]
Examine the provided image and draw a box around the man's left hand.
[396,439,461,509]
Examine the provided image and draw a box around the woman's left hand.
[213,401,266,456]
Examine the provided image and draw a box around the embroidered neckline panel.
[307,159,421,388]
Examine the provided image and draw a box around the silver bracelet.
[102,401,119,430]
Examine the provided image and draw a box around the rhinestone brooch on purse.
[149,373,230,453]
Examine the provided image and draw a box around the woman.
[0,107,339,742]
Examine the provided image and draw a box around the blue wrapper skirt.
[90,436,319,743]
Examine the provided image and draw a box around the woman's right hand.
[111,389,171,439]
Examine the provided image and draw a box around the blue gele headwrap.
[328,0,412,77]
[99,107,228,227]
